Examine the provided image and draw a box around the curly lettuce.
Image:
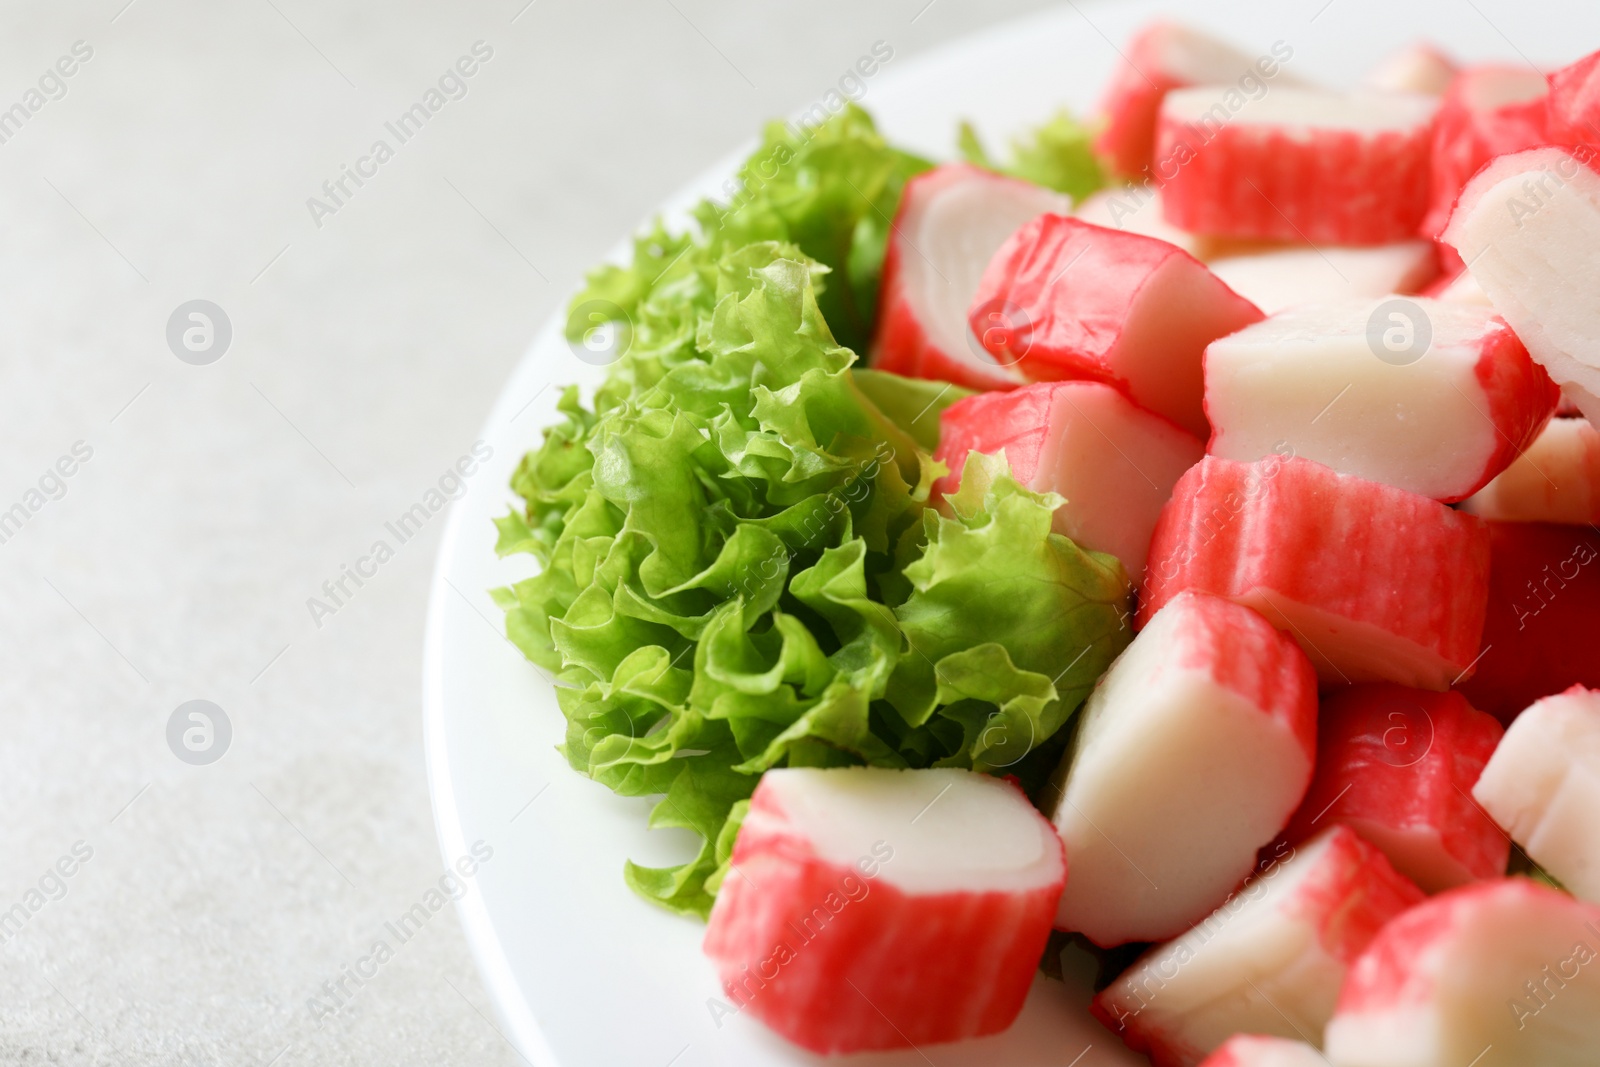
[958,109,1108,201]
[495,108,1131,919]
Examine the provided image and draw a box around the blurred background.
[0,1,1063,1063]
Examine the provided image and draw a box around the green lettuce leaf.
[887,452,1131,774]
[958,109,1108,201]
[499,108,1132,919]
[566,104,931,362]
[849,369,974,452]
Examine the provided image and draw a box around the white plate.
[424,3,1597,1063]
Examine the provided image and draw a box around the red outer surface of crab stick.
[934,380,1203,582]
[967,215,1261,437]
[870,164,1070,391]
[1095,23,1300,180]
[1093,826,1424,1067]
[1156,88,1438,244]
[703,767,1065,1054]
[1420,65,1549,237]
[1141,455,1491,690]
[1278,684,1508,892]
[1454,522,1600,723]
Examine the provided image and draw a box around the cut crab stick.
[1280,685,1508,892]
[1047,591,1317,948]
[870,164,1071,391]
[1456,522,1600,722]
[702,767,1064,1054]
[1157,88,1438,244]
[1095,22,1301,179]
[969,215,1263,436]
[1075,184,1206,256]
[1421,65,1549,237]
[1464,417,1600,524]
[1142,455,1491,689]
[1427,266,1491,305]
[1473,686,1600,903]
[1362,43,1458,96]
[1204,298,1558,502]
[1325,880,1600,1067]
[934,381,1204,581]
[1548,48,1600,145]
[1093,827,1424,1067]
[1205,241,1438,315]
[1198,1036,1329,1067]
[1442,145,1600,426]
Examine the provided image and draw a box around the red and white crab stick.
[934,380,1203,582]
[968,215,1262,436]
[1157,88,1438,244]
[1048,591,1317,948]
[1094,827,1423,1066]
[1204,298,1557,503]
[1473,685,1600,903]
[1278,684,1508,892]
[702,767,1064,1054]
[1142,455,1491,690]
[870,164,1070,390]
[1325,880,1600,1067]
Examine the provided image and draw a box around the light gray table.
[0,1,1053,1062]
